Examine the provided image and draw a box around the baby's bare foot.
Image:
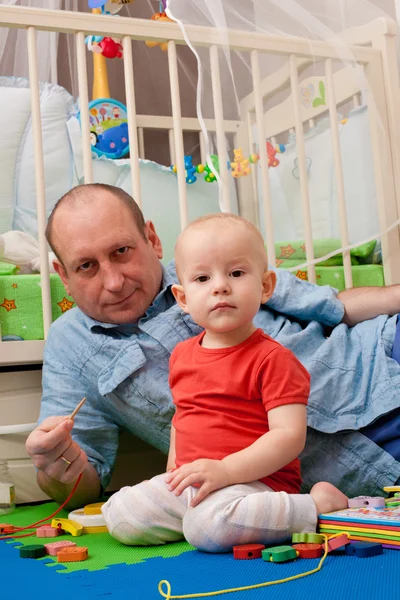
[310,481,348,516]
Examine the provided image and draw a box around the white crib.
[0,5,399,502]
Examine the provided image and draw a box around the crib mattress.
[0,274,74,340]
[279,264,384,291]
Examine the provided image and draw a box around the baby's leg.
[183,481,345,553]
[102,473,195,546]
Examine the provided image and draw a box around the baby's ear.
[171,284,190,313]
[261,270,276,303]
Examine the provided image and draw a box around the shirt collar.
[83,262,177,331]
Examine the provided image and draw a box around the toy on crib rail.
[82,99,130,159]
[145,11,176,52]
[230,148,251,178]
[86,34,123,59]
[267,141,280,168]
[170,155,198,184]
[201,154,220,183]
[171,151,262,184]
[88,0,133,14]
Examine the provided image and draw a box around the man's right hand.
[26,416,88,484]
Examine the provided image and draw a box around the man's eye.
[79,262,92,271]
[196,275,209,283]
[231,270,244,278]
[115,247,129,255]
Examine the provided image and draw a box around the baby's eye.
[230,270,244,278]
[195,275,209,283]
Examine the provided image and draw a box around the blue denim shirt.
[40,262,400,494]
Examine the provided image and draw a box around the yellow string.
[158,533,349,600]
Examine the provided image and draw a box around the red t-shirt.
[169,329,310,494]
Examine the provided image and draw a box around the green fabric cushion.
[0,273,74,340]
[0,261,19,276]
[274,239,376,264]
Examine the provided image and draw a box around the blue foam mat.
[2,539,400,600]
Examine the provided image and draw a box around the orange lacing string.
[0,472,83,541]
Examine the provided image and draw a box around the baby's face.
[176,223,272,333]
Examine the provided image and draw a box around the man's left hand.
[165,459,230,507]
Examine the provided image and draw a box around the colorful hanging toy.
[82,1,133,159]
[170,143,285,185]
[145,5,175,52]
[267,141,286,168]
[88,0,134,15]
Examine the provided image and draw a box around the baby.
[102,213,348,552]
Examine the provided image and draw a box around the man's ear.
[261,270,276,304]
[145,220,163,259]
[171,284,189,313]
[53,259,71,296]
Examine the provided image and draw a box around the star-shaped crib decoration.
[57,297,75,313]
[0,298,17,312]
[279,244,296,259]
[11,283,18,289]
[295,270,308,281]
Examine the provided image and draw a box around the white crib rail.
[0,5,399,366]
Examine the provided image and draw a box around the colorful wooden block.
[44,540,77,556]
[292,543,323,558]
[0,523,15,534]
[68,508,107,534]
[345,542,383,558]
[327,534,350,552]
[348,496,385,508]
[83,502,104,515]
[57,546,88,562]
[51,518,83,536]
[36,525,61,538]
[19,544,46,559]
[292,532,324,544]
[262,545,298,563]
[233,544,265,559]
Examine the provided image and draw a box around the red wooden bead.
[233,544,265,559]
[292,543,323,558]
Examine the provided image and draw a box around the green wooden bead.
[19,544,46,558]
[292,532,324,544]
[262,545,298,563]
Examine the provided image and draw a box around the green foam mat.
[3,502,195,573]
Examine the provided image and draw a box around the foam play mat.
[2,502,400,600]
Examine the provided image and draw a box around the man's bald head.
[46,184,146,263]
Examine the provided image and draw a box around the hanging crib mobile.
[79,0,134,159]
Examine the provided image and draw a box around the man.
[26,183,400,509]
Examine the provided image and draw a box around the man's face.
[52,193,163,324]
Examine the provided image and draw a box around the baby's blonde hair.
[174,212,268,280]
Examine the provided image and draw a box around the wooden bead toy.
[233,544,265,559]
[292,532,324,544]
[44,540,77,556]
[348,496,385,508]
[51,517,83,536]
[262,545,298,563]
[292,543,323,558]
[345,542,383,558]
[57,546,89,562]
[19,544,46,559]
[327,534,350,552]
[36,525,61,538]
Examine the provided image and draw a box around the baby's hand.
[165,459,230,507]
